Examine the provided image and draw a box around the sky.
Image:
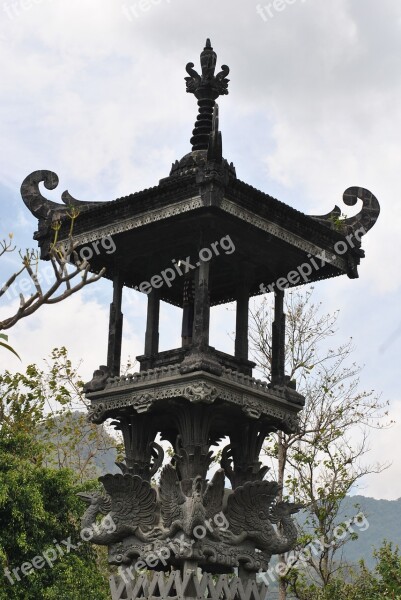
[0,0,400,500]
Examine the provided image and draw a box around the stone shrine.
[21,39,380,600]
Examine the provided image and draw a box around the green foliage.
[0,352,111,599]
[0,347,121,482]
[329,212,348,231]
[0,333,20,360]
[288,542,401,599]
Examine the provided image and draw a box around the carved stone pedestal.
[79,356,304,600]
[109,572,268,600]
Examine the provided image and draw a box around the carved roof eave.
[21,170,380,269]
[228,180,380,246]
[20,169,199,251]
[85,366,303,433]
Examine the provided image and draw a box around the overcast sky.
[0,0,400,500]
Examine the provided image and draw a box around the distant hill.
[38,410,120,480]
[290,495,401,568]
[268,495,401,571]
[335,494,401,568]
[262,495,401,598]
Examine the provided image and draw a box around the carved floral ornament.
[183,382,219,404]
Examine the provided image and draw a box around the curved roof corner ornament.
[310,186,380,239]
[21,170,107,222]
[341,186,380,236]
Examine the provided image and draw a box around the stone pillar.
[235,278,249,361]
[271,289,285,385]
[107,272,123,376]
[192,259,210,349]
[181,277,195,347]
[144,290,160,356]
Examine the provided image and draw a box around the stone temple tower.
[21,39,380,600]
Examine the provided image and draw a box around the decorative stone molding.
[220,198,348,271]
[87,375,301,433]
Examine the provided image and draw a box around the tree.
[250,288,392,599]
[0,347,121,483]
[0,212,104,332]
[289,541,401,600]
[0,360,110,599]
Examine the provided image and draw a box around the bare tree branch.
[0,236,105,331]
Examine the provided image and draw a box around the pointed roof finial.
[185,40,230,151]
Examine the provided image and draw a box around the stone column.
[181,276,195,347]
[144,290,160,356]
[107,272,123,376]
[192,259,210,349]
[271,289,285,385]
[235,277,250,361]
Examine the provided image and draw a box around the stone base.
[109,571,268,600]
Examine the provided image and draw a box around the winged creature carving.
[158,465,225,538]
[222,481,303,555]
[77,473,158,544]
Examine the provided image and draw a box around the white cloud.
[0,290,143,380]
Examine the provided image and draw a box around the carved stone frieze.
[66,196,204,252]
[86,367,302,433]
[78,466,302,576]
[183,382,219,404]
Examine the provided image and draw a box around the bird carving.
[77,473,158,545]
[221,481,303,555]
[158,465,225,539]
